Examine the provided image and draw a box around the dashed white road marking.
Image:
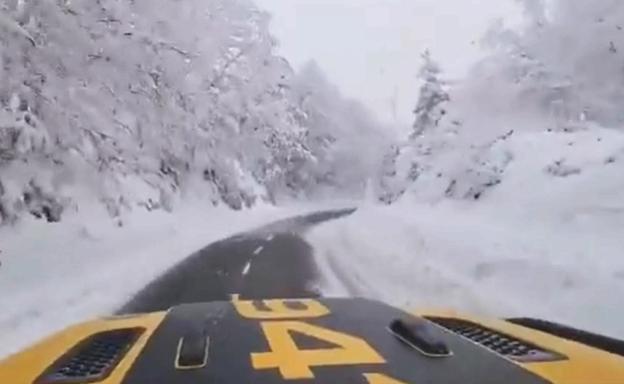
[253,246,264,255]
[265,234,275,241]
[242,261,251,276]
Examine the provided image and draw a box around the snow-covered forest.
[0,0,388,225]
[379,0,624,207]
[3,0,622,226]
[2,0,622,227]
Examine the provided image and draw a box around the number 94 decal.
[231,295,409,384]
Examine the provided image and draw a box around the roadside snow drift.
[308,129,624,339]
[0,201,317,359]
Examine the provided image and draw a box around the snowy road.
[117,208,356,314]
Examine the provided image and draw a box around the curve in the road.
[117,208,355,314]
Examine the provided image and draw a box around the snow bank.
[0,200,316,359]
[308,128,624,339]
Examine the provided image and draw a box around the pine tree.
[376,144,405,204]
[411,51,450,138]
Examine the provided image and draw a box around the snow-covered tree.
[411,51,450,138]
[375,144,405,204]
[373,51,454,204]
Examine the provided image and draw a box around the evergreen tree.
[412,51,450,138]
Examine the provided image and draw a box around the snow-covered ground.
[0,200,330,359]
[308,128,624,339]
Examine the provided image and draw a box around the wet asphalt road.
[117,208,355,314]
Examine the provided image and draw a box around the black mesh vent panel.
[426,317,564,362]
[37,328,143,384]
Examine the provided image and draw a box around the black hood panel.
[122,298,549,384]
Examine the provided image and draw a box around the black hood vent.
[425,317,564,363]
[507,317,624,358]
[37,328,143,384]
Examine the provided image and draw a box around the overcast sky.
[255,0,521,125]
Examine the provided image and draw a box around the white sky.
[255,0,521,125]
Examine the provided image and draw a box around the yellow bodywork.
[1,307,624,384]
[0,312,166,384]
[415,309,624,384]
